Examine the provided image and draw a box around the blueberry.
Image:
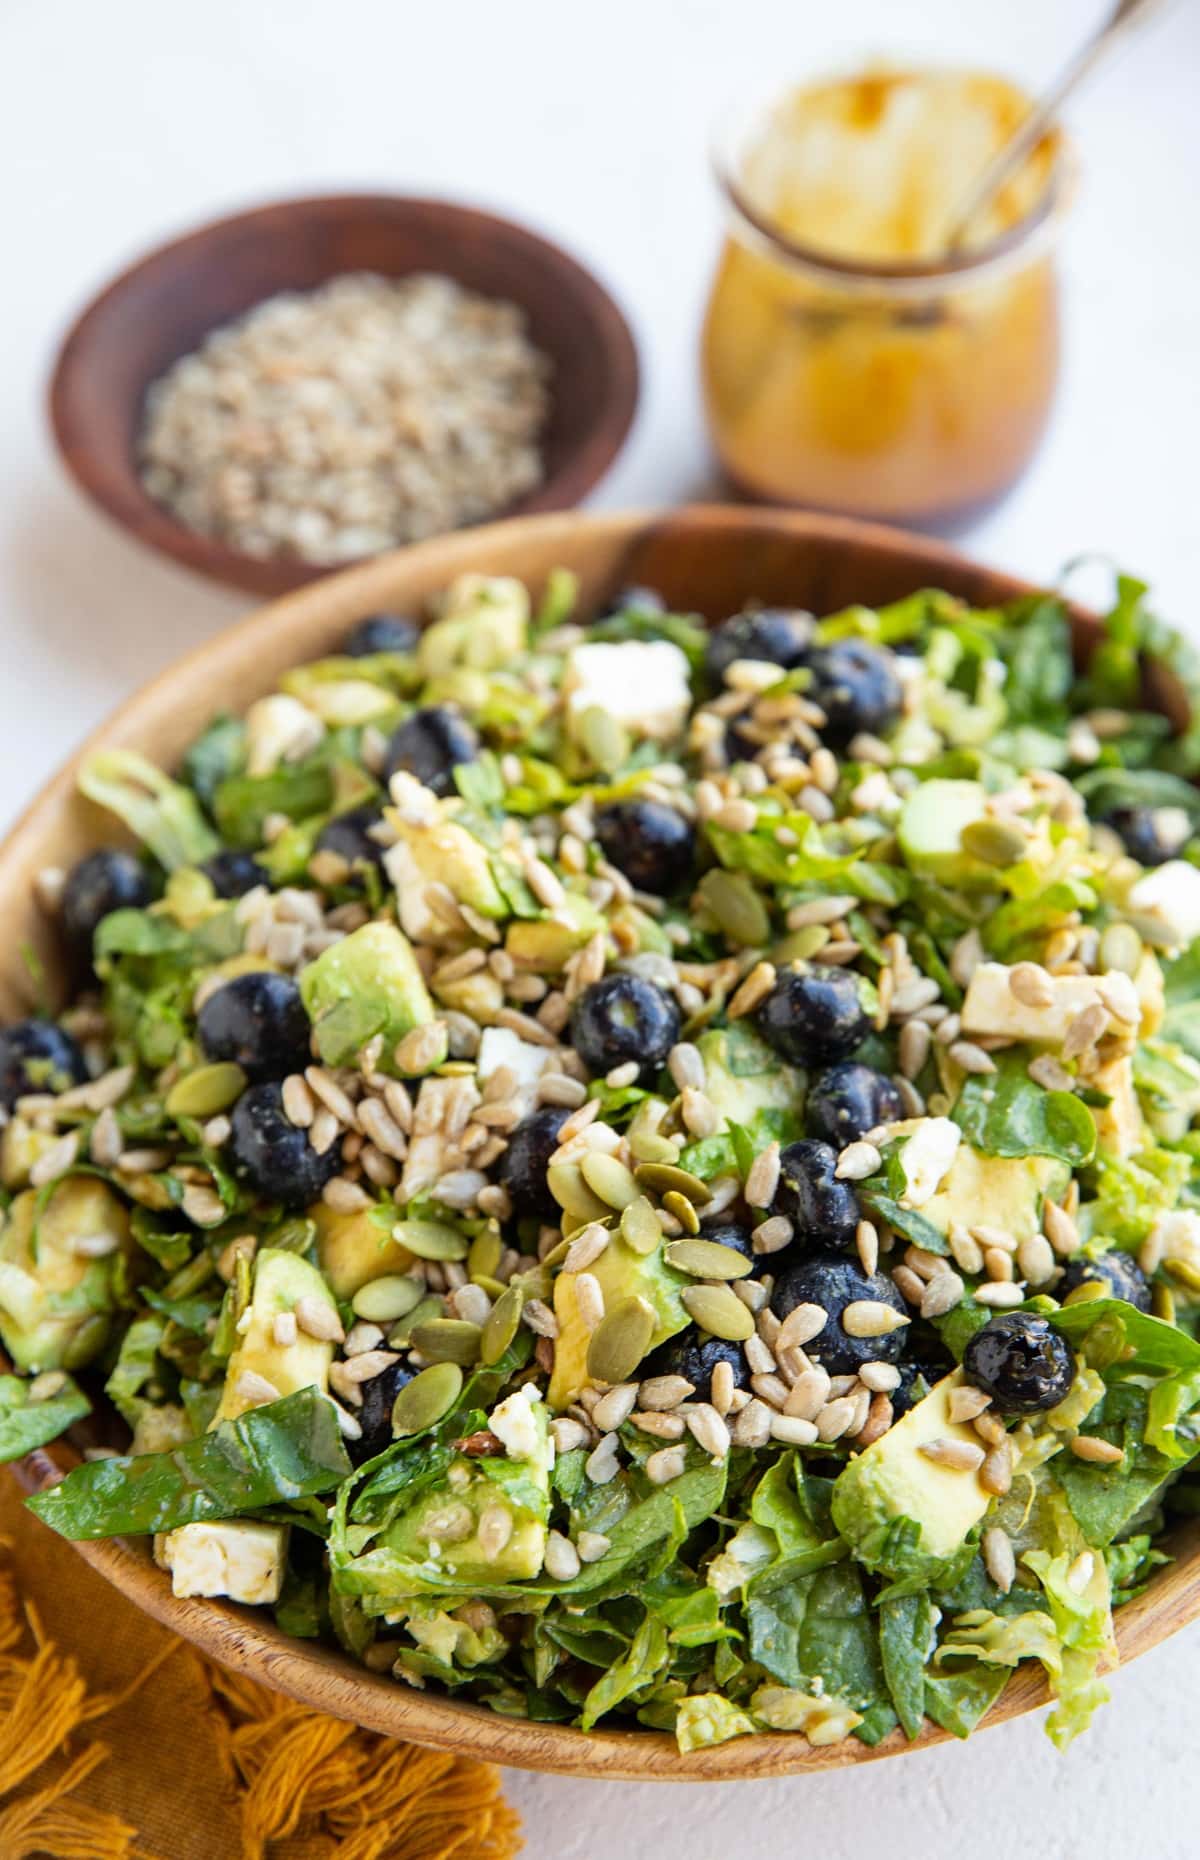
[1059,1250,1152,1313]
[962,1312,1076,1413]
[773,1139,860,1250]
[594,800,695,896]
[569,974,681,1083]
[771,1253,909,1375]
[61,849,152,961]
[351,1360,416,1462]
[805,640,902,746]
[806,1062,902,1149]
[499,1106,571,1220]
[706,609,813,685]
[604,586,665,617]
[344,613,420,657]
[197,972,312,1082]
[0,1020,87,1112]
[643,1332,749,1404]
[383,705,480,797]
[891,1358,947,1418]
[756,965,870,1066]
[699,1219,765,1279]
[1101,805,1190,867]
[202,850,268,899]
[228,1081,340,1208]
[315,805,386,874]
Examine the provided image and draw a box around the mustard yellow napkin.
[0,1474,522,1860]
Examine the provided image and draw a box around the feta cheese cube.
[155,1520,288,1606]
[488,1384,544,1463]
[244,694,324,777]
[898,1117,961,1208]
[1126,862,1200,949]
[477,1026,549,1116]
[563,641,691,741]
[962,963,1138,1045]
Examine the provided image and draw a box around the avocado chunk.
[0,1179,132,1373]
[548,1232,690,1410]
[831,1369,992,1576]
[416,574,529,679]
[506,893,607,972]
[1,1118,67,1191]
[215,1248,340,1422]
[383,814,507,943]
[695,1025,803,1133]
[316,1205,416,1300]
[299,922,433,1065]
[897,780,993,885]
[378,1387,552,1585]
[919,1140,1068,1244]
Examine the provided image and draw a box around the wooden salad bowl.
[6,507,1200,1779]
[48,194,640,598]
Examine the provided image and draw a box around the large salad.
[5,569,1200,1755]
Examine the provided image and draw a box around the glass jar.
[701,72,1075,528]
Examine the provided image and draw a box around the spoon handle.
[945,0,1168,251]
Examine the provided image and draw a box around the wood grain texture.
[47,194,639,597]
[6,505,1198,1778]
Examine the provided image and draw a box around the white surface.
[3,1,1199,1854]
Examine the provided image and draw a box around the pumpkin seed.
[1061,1277,1108,1307]
[680,1283,755,1341]
[665,1189,703,1234]
[547,1162,611,1223]
[165,1062,248,1119]
[960,818,1029,868]
[772,925,831,966]
[391,1361,463,1436]
[410,1318,483,1366]
[351,1274,426,1324]
[472,1273,508,1302]
[665,1239,753,1280]
[697,869,771,948]
[480,1285,524,1365]
[467,1228,503,1282]
[577,704,630,773]
[620,1196,662,1256]
[628,1128,677,1164]
[387,1294,444,1348]
[580,1151,640,1210]
[392,1218,469,1261]
[633,1162,713,1206]
[586,1295,656,1385]
[1099,921,1144,978]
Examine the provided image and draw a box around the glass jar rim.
[713,74,1077,297]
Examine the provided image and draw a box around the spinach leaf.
[0,1374,90,1464]
[580,1613,670,1730]
[953,1053,1096,1166]
[746,1558,887,1718]
[923,1664,1009,1738]
[27,1387,350,1539]
[182,715,247,812]
[879,1591,937,1740]
[104,1313,168,1427]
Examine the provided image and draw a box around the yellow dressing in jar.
[702,70,1070,524]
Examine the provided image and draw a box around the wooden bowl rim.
[47,191,640,599]
[7,503,1200,1779]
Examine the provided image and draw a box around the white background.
[3,1,1198,1854]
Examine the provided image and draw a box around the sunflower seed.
[585,1432,621,1484]
[841,1300,910,1339]
[295,1296,345,1343]
[478,1504,515,1562]
[835,1141,881,1181]
[776,1303,828,1350]
[543,1529,581,1581]
[982,1526,1016,1592]
[920,1436,986,1471]
[576,1530,611,1564]
[974,1282,1026,1308]
[815,1397,858,1442]
[644,1445,687,1485]
[592,1383,639,1430]
[784,1368,831,1421]
[744,1142,781,1209]
[947,1385,993,1424]
[1069,1433,1125,1465]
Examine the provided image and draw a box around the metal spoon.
[945,0,1168,250]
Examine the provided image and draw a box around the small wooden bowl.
[48,194,639,597]
[6,507,1199,1778]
